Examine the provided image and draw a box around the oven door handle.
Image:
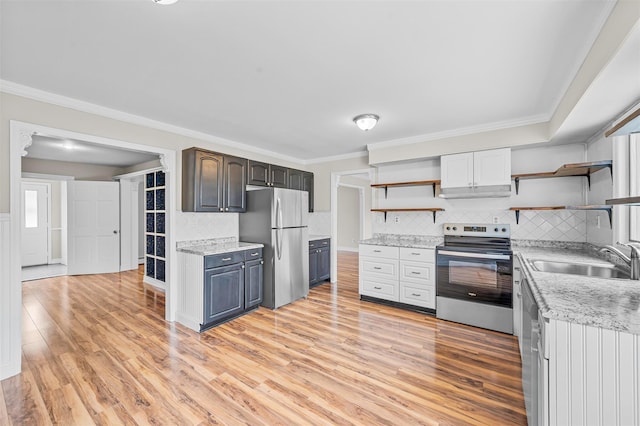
[438,250,511,260]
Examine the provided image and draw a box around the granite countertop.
[177,237,263,256]
[309,235,330,241]
[516,245,640,335]
[360,234,443,249]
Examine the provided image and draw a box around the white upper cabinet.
[473,148,512,187]
[441,148,511,189]
[440,152,474,188]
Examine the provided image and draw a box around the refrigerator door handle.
[276,197,283,230]
[276,228,282,260]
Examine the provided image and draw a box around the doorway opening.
[9,122,177,331]
[330,168,372,284]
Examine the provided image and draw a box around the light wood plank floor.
[1,251,526,425]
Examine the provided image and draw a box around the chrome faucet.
[599,244,640,280]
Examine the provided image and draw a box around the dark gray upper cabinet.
[182,148,246,212]
[270,164,288,188]
[223,155,247,212]
[247,160,270,186]
[302,172,314,212]
[247,160,288,189]
[288,169,304,190]
[182,148,224,212]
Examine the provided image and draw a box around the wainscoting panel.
[0,213,20,380]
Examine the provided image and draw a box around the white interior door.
[67,181,120,275]
[21,182,49,267]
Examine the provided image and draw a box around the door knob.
[113,230,118,234]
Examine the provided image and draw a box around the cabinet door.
[223,155,247,212]
[317,246,330,281]
[247,160,270,186]
[183,148,224,212]
[473,148,511,186]
[309,249,318,285]
[302,172,314,212]
[203,264,244,325]
[440,152,474,189]
[288,169,304,190]
[270,165,289,188]
[244,259,263,309]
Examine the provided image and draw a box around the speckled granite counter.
[515,245,640,335]
[309,235,330,241]
[177,237,263,256]
[360,234,443,249]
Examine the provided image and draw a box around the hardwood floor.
[1,251,526,425]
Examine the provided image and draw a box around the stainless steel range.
[436,223,513,334]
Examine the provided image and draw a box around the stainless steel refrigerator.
[239,188,309,309]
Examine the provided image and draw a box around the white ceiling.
[27,135,159,167]
[0,0,635,162]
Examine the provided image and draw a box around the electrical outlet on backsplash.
[371,209,589,242]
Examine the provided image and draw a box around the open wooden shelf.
[371,208,444,223]
[371,180,440,198]
[605,196,640,206]
[509,205,612,227]
[511,160,612,194]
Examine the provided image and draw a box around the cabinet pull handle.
[260,260,264,265]
[251,253,259,256]
[468,292,477,297]
[373,286,382,290]
[411,252,420,255]
[222,257,231,261]
[373,267,382,270]
[373,249,381,253]
[411,272,421,275]
[411,293,421,297]
[322,242,328,245]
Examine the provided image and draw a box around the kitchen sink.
[529,260,630,279]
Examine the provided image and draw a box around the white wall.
[371,143,594,241]
[337,186,360,250]
[586,133,614,245]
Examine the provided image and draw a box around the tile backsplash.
[372,209,588,242]
[309,211,331,236]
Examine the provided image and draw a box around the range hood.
[438,184,512,199]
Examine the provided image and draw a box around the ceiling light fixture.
[152,0,178,5]
[353,114,379,131]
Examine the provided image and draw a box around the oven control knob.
[452,227,457,231]
[494,227,499,232]
[502,228,507,232]
[446,226,450,231]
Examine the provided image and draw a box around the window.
[630,133,640,242]
[24,190,38,228]
[613,133,640,243]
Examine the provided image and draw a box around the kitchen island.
[177,238,264,332]
[514,242,640,426]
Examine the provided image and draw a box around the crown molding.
[366,114,549,152]
[304,150,368,165]
[0,79,305,165]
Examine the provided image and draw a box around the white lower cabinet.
[359,244,435,309]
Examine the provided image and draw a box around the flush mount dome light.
[153,0,178,4]
[353,114,379,131]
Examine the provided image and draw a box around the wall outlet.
[493,216,499,224]
[394,215,400,223]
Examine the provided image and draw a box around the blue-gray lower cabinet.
[245,258,263,309]
[177,247,263,332]
[204,263,244,325]
[309,238,330,287]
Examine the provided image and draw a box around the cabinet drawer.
[244,248,263,261]
[360,257,399,280]
[400,260,434,282]
[399,283,435,309]
[399,247,434,262]
[360,277,398,301]
[205,251,245,269]
[359,244,399,259]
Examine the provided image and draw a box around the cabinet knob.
[220,208,224,211]
[225,207,229,211]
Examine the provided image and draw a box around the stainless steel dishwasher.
[521,276,539,426]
